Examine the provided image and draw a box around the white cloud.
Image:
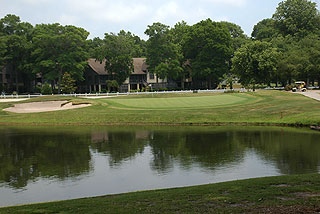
[57,14,78,26]
[154,1,179,21]
[202,0,247,7]
[67,0,149,23]
[22,0,51,5]
[151,1,209,26]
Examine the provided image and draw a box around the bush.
[41,83,53,95]
[285,84,294,91]
[35,86,41,93]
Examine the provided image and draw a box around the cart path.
[296,91,320,101]
[0,98,30,103]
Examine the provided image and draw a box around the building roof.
[132,58,148,75]
[88,59,108,75]
[88,58,148,75]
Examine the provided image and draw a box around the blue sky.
[0,0,315,39]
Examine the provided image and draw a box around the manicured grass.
[1,174,319,213]
[0,90,319,126]
[104,94,250,109]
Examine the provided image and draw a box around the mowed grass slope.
[1,174,319,213]
[104,94,251,109]
[0,90,319,125]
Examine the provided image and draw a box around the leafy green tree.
[154,60,183,81]
[106,80,119,92]
[87,37,104,58]
[220,21,249,89]
[183,19,232,89]
[252,19,278,41]
[61,72,77,93]
[0,14,34,92]
[41,82,52,95]
[231,41,280,90]
[169,21,191,88]
[94,32,136,88]
[32,23,89,93]
[220,21,248,52]
[276,34,320,85]
[145,22,182,83]
[273,0,320,37]
[118,30,146,57]
[0,36,6,67]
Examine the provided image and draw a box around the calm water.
[0,126,319,207]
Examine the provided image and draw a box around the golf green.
[104,94,251,110]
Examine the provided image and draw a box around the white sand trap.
[4,101,91,113]
[0,98,30,103]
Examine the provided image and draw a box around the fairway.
[104,94,250,110]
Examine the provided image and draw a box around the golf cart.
[292,81,307,92]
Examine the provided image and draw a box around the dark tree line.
[1,0,320,94]
[240,0,320,88]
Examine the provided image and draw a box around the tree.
[41,83,52,95]
[183,19,232,89]
[94,32,135,88]
[106,80,119,92]
[276,34,320,85]
[220,21,248,52]
[272,0,320,37]
[32,23,89,93]
[145,22,181,83]
[231,41,280,90]
[0,14,34,93]
[118,30,146,57]
[61,72,77,93]
[0,35,6,67]
[169,21,191,88]
[252,19,278,41]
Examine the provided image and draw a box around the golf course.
[0,90,320,213]
[0,90,319,126]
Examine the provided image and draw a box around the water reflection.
[0,127,92,188]
[0,126,319,206]
[235,130,320,174]
[91,131,147,167]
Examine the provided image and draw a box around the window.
[149,73,154,80]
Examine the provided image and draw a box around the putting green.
[105,94,251,110]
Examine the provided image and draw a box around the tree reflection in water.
[0,126,319,190]
[0,127,92,189]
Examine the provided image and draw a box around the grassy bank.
[0,90,320,126]
[1,174,319,213]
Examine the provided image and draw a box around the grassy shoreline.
[1,174,319,213]
[0,91,320,126]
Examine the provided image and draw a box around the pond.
[0,126,319,207]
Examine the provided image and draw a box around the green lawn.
[0,90,319,126]
[103,94,251,109]
[1,174,319,213]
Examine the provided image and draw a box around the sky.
[0,0,314,40]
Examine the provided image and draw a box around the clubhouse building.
[80,58,174,93]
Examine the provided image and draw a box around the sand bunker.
[4,101,91,113]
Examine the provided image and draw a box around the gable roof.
[132,58,148,75]
[88,58,148,75]
[88,59,108,75]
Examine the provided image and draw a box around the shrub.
[41,83,53,95]
[285,84,294,91]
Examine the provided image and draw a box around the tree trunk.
[58,67,62,94]
[230,81,233,90]
[181,77,185,90]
